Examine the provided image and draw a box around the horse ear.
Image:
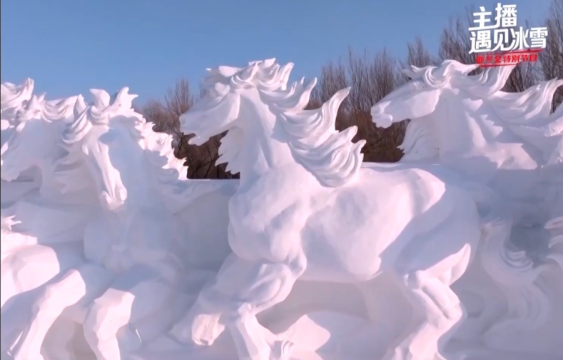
[27,94,44,109]
[73,95,87,118]
[462,64,480,74]
[216,66,241,78]
[402,68,416,79]
[263,58,277,67]
[114,87,138,109]
[90,89,111,109]
[22,78,35,95]
[239,62,259,82]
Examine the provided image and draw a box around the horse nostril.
[372,113,394,129]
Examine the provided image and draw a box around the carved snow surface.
[1,60,562,360]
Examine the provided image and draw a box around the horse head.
[1,78,35,118]
[181,59,363,187]
[1,92,85,183]
[55,87,144,212]
[371,60,562,165]
[1,79,35,149]
[181,58,294,143]
[371,61,481,128]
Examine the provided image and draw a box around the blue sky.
[1,0,551,104]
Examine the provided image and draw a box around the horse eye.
[414,82,425,90]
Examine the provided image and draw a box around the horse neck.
[237,105,297,189]
[118,152,164,211]
[437,98,505,156]
[35,123,72,202]
[37,162,64,200]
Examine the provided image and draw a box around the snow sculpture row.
[1,59,562,360]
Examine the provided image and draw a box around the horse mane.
[202,58,293,92]
[277,84,365,187]
[15,93,84,123]
[57,87,217,212]
[205,59,365,187]
[401,60,563,163]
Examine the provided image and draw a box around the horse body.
[429,96,541,203]
[229,158,475,285]
[167,59,528,360]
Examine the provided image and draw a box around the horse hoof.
[169,313,224,347]
[271,340,294,360]
[12,353,44,360]
[169,323,195,345]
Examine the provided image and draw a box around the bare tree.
[311,48,406,162]
[438,6,477,66]
[405,37,438,69]
[310,59,349,106]
[539,0,563,111]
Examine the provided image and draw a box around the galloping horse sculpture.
[1,91,93,295]
[2,61,561,360]
[168,59,542,360]
[370,61,562,217]
[0,86,99,360]
[1,79,40,205]
[370,61,563,349]
[1,87,230,360]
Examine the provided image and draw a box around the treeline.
[143,2,563,179]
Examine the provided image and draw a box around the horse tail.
[460,182,553,342]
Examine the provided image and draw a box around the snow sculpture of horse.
[0,91,94,305]
[1,84,239,360]
[2,82,355,360]
[370,60,562,222]
[0,91,106,360]
[1,79,40,206]
[167,58,541,360]
[370,60,563,351]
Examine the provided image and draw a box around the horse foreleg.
[178,253,305,360]
[9,264,112,360]
[1,243,83,309]
[83,264,186,360]
[169,254,244,346]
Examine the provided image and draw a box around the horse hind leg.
[384,235,475,360]
[384,232,474,360]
